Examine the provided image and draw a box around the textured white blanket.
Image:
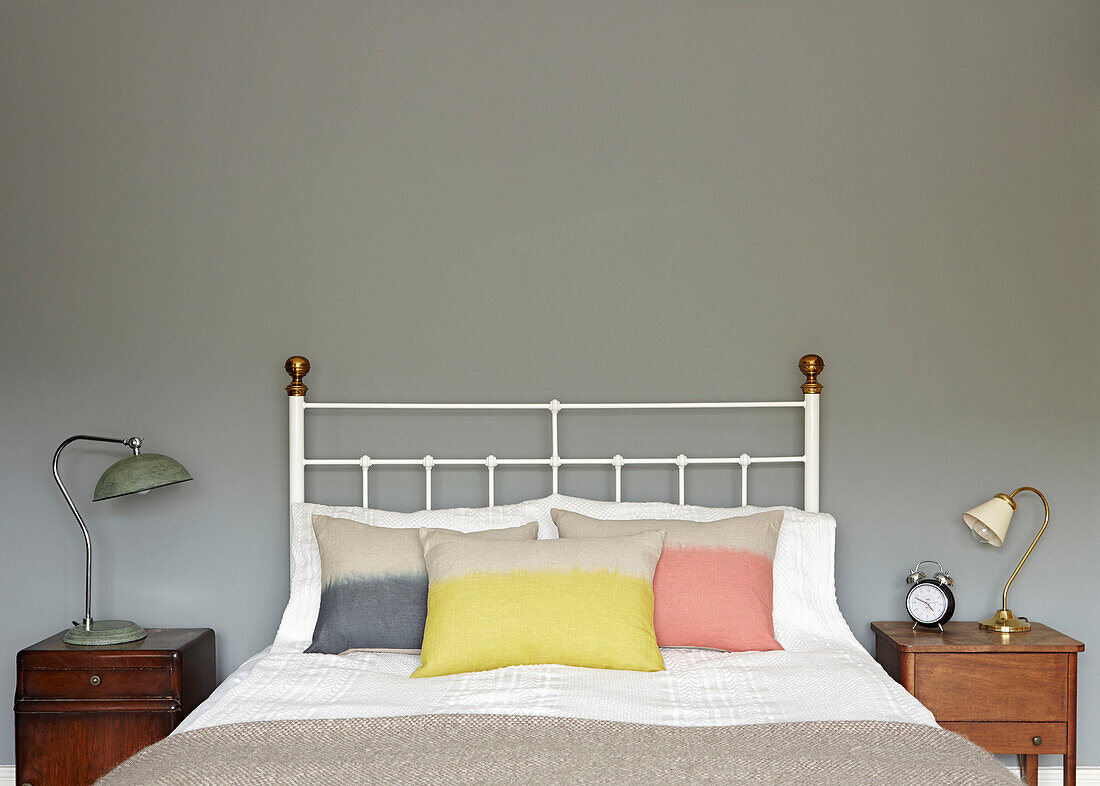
[178,643,934,733]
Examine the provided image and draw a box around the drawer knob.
[89,675,101,686]
[1032,736,1043,746]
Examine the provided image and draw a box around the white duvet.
[179,641,934,734]
[179,498,935,734]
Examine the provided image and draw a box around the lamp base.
[63,620,147,646]
[978,608,1032,633]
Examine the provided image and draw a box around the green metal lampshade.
[92,453,193,501]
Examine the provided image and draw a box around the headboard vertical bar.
[424,456,434,510]
[285,356,310,508]
[360,456,370,507]
[799,354,824,513]
[486,455,496,508]
[740,454,750,506]
[289,396,305,506]
[550,400,560,494]
[803,395,820,512]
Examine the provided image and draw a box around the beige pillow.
[308,516,538,654]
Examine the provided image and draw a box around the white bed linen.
[177,639,935,735]
[186,499,933,735]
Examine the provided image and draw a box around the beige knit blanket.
[98,715,1019,785]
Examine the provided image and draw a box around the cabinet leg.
[1017,754,1038,785]
[1065,753,1075,786]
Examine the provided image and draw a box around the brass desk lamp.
[53,435,193,645]
[962,486,1049,633]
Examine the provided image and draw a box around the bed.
[98,355,1018,785]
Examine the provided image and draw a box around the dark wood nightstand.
[872,621,1083,786]
[15,627,216,786]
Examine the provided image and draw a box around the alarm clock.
[904,560,955,631]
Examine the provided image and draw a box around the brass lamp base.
[978,608,1032,633]
[63,620,147,646]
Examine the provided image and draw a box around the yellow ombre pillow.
[413,529,666,678]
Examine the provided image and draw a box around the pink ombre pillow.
[551,508,784,652]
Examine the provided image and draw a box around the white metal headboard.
[285,354,824,513]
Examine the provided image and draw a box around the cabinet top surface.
[871,621,1083,652]
[20,628,213,656]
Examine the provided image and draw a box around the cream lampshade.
[963,494,1016,547]
[962,486,1049,633]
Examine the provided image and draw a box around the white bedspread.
[181,502,934,735]
[178,640,934,734]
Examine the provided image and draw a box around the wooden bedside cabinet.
[15,628,216,786]
[871,621,1083,786]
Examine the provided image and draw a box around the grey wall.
[2,0,1097,768]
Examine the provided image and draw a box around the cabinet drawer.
[914,653,1067,721]
[22,667,172,700]
[941,722,1067,754]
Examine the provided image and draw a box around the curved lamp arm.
[1000,486,1049,613]
[52,435,138,630]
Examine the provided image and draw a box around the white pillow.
[271,501,549,652]
[272,494,855,653]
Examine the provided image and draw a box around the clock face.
[906,582,950,624]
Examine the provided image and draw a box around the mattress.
[177,638,935,735]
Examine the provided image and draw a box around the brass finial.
[799,354,824,394]
[285,356,310,397]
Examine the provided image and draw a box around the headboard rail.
[285,354,823,512]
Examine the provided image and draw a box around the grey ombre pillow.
[306,515,538,654]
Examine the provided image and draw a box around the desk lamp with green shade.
[53,434,193,646]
